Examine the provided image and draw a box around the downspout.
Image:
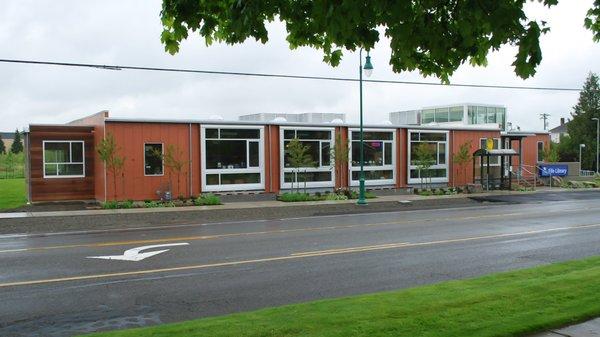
[103,123,107,202]
[189,123,192,197]
[268,124,272,193]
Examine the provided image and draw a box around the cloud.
[0,0,598,132]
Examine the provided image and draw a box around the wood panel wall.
[29,125,95,201]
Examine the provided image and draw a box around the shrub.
[419,190,433,196]
[144,201,162,208]
[277,193,315,202]
[101,200,119,209]
[325,193,348,201]
[194,194,221,206]
[118,200,134,209]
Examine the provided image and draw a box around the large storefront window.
[407,130,448,184]
[202,126,264,191]
[281,127,334,188]
[349,130,395,186]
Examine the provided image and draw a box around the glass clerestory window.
[350,131,395,184]
[144,143,163,175]
[468,106,506,130]
[203,127,263,190]
[282,128,333,186]
[408,131,448,183]
[43,141,84,178]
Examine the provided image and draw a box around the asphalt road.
[1,190,599,337]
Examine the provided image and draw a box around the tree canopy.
[10,130,23,154]
[566,72,600,171]
[160,0,600,82]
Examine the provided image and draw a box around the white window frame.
[348,128,396,186]
[144,143,164,177]
[280,126,335,189]
[479,138,501,166]
[201,125,265,192]
[407,130,449,184]
[42,140,85,179]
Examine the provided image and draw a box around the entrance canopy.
[472,148,519,190]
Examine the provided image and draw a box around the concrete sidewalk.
[0,188,556,219]
[0,187,585,220]
[533,317,600,336]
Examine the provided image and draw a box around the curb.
[0,188,591,220]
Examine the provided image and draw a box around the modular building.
[24,110,550,202]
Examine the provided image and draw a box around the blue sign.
[538,164,568,177]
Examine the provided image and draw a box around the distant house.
[549,118,569,143]
[0,132,15,151]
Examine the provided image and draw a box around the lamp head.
[581,144,586,148]
[363,53,373,77]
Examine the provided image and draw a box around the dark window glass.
[219,129,260,139]
[44,142,70,163]
[71,142,84,162]
[438,143,446,164]
[410,169,419,179]
[410,133,420,141]
[44,164,57,176]
[62,164,84,176]
[409,142,437,165]
[144,144,163,175]
[351,141,384,166]
[351,170,393,181]
[206,140,247,169]
[351,131,393,141]
[296,130,331,140]
[321,142,330,166]
[205,128,219,139]
[206,174,220,185]
[419,133,446,141]
[537,142,544,162]
[284,172,296,182]
[220,173,261,185]
[285,171,332,183]
[384,142,392,165]
[249,141,259,167]
[283,130,295,139]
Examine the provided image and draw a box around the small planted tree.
[97,133,126,200]
[10,129,23,154]
[331,133,349,192]
[542,143,559,163]
[452,141,472,188]
[285,138,315,193]
[163,144,189,198]
[414,143,436,190]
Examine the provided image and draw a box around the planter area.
[277,189,377,202]
[101,194,221,209]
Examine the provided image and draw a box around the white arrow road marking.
[87,243,189,262]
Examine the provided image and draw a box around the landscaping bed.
[80,256,600,337]
[101,194,221,209]
[277,189,376,202]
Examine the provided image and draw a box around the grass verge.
[80,256,600,337]
[0,178,26,210]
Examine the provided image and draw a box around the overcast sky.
[0,0,598,132]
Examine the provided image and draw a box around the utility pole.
[539,113,550,131]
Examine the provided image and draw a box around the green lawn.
[81,256,600,337]
[0,178,27,210]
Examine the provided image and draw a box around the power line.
[0,58,582,92]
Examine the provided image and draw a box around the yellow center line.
[0,208,591,254]
[1,222,599,289]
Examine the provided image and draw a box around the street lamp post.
[579,144,586,176]
[593,117,599,175]
[357,48,373,205]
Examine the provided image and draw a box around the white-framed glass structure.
[479,138,501,166]
[280,127,334,189]
[201,125,264,192]
[144,143,164,176]
[349,129,395,186]
[42,140,85,178]
[407,130,449,184]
